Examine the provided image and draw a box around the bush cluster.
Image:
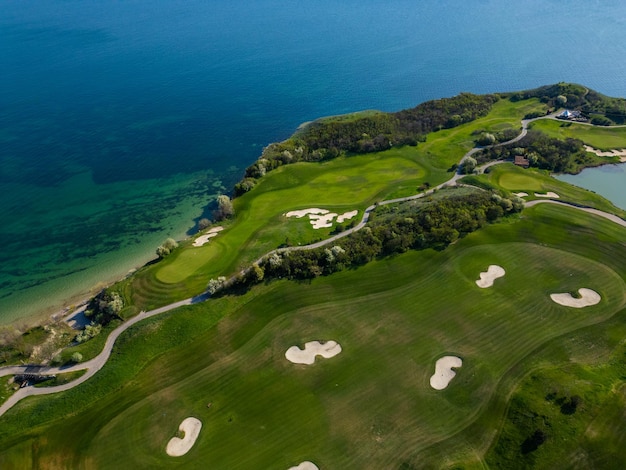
[509,82,626,124]
[477,130,592,173]
[218,189,522,294]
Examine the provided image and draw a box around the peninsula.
[1,83,626,469]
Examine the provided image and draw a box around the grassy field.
[0,202,624,469]
[128,98,549,311]
[2,95,626,469]
[529,119,626,150]
[463,163,626,218]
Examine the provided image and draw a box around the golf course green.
[1,87,625,469]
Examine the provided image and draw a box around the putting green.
[497,171,543,191]
[73,240,625,468]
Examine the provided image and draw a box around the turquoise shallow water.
[2,0,626,324]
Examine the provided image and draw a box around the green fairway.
[4,92,626,469]
[1,203,624,469]
[128,98,551,310]
[467,163,626,218]
[529,119,626,150]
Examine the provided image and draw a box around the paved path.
[2,111,625,418]
[525,199,626,227]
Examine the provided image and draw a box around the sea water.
[2,0,626,324]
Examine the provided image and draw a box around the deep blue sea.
[2,0,626,324]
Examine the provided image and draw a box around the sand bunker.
[535,192,560,198]
[288,462,319,470]
[285,208,358,229]
[285,208,329,218]
[309,212,336,229]
[166,417,202,457]
[285,340,342,365]
[475,265,505,288]
[430,356,463,390]
[336,210,358,223]
[550,288,601,308]
[584,144,626,158]
[513,192,528,197]
[193,226,224,247]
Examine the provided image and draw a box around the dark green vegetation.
[508,82,626,124]
[1,85,625,469]
[236,93,499,195]
[230,187,523,289]
[477,130,605,174]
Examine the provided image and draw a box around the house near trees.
[558,109,583,120]
[514,155,530,168]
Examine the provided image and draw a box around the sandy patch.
[513,192,528,197]
[475,265,505,288]
[288,462,319,470]
[166,417,202,457]
[285,208,357,229]
[336,210,358,223]
[285,208,329,218]
[584,145,626,157]
[430,356,463,390]
[285,340,342,365]
[550,288,601,308]
[193,226,224,247]
[535,192,559,198]
[309,212,337,229]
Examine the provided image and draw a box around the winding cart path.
[1,112,624,418]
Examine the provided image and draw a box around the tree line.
[476,130,596,173]
[235,93,499,195]
[212,188,523,294]
[508,82,626,125]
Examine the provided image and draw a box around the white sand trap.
[166,417,202,457]
[285,340,342,365]
[475,265,505,288]
[513,192,528,197]
[288,462,319,470]
[285,208,329,218]
[309,212,338,229]
[336,210,358,223]
[430,356,463,390]
[285,207,357,229]
[550,288,601,308]
[584,145,626,157]
[192,226,224,247]
[535,192,560,198]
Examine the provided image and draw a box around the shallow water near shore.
[2,0,626,324]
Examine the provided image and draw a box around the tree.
[75,323,102,343]
[71,352,83,363]
[556,94,567,107]
[156,238,178,258]
[198,218,210,230]
[459,156,477,174]
[477,132,496,146]
[207,276,227,295]
[214,195,234,221]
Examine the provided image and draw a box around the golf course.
[1,85,626,469]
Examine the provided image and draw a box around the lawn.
[465,163,626,218]
[1,203,624,469]
[128,98,551,311]
[3,95,626,468]
[529,119,626,150]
